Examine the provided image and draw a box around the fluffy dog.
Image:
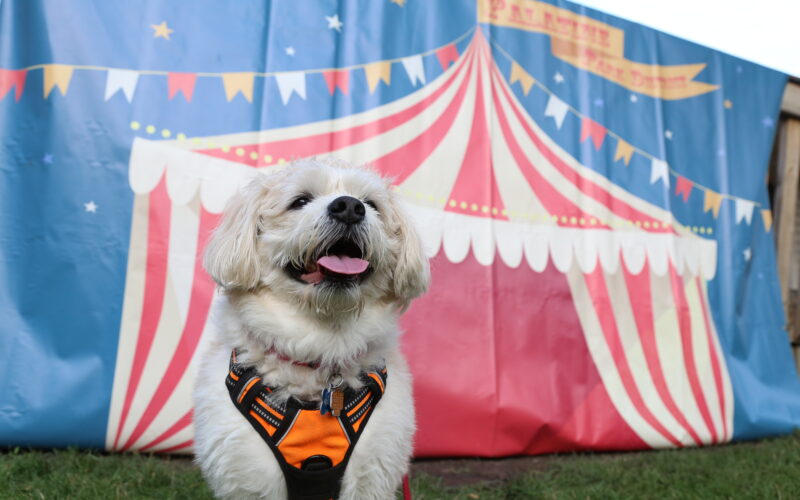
[193,158,430,499]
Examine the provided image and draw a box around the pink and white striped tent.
[107,30,731,456]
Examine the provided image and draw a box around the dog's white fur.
[193,158,430,499]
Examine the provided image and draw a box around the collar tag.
[321,373,344,416]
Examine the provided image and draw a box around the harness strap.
[226,351,388,500]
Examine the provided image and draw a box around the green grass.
[1,431,798,499]
[0,448,212,499]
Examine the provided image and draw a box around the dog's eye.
[365,200,378,212]
[289,196,312,210]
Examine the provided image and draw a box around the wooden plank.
[781,82,800,117]
[774,118,800,343]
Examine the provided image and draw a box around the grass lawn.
[1,431,798,499]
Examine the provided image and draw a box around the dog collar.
[264,346,322,369]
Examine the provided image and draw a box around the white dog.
[193,158,430,500]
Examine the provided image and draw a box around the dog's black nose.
[328,196,365,225]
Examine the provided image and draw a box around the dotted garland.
[130,121,713,234]
[130,121,288,166]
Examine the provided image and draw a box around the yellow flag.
[614,139,635,166]
[703,189,723,218]
[222,73,254,102]
[43,64,74,98]
[509,62,534,95]
[761,209,773,232]
[363,62,391,93]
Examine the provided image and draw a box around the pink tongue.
[317,255,369,275]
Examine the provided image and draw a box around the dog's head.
[204,158,430,318]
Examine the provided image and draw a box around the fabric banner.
[1,0,798,456]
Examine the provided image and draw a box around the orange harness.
[226,351,387,500]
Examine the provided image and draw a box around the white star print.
[285,46,295,56]
[665,130,673,140]
[630,94,638,103]
[325,14,343,32]
[84,201,98,213]
[744,248,752,261]
[554,72,564,84]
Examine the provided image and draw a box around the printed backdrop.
[1,0,799,456]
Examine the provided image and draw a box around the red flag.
[435,44,459,69]
[0,69,27,101]
[323,70,349,95]
[580,117,607,150]
[167,72,197,101]
[675,176,693,202]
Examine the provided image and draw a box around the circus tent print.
[107,29,734,455]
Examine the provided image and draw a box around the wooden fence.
[774,79,800,370]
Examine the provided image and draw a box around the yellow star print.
[390,0,406,5]
[151,21,174,40]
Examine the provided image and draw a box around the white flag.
[275,72,307,105]
[401,55,426,86]
[104,69,139,102]
[544,94,569,129]
[734,198,755,225]
[650,159,670,187]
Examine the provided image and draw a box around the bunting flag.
[363,61,392,93]
[274,72,307,104]
[544,93,568,129]
[0,69,27,101]
[613,138,634,166]
[222,73,254,102]
[509,61,534,95]
[104,69,139,102]
[734,198,755,225]
[43,64,74,98]
[435,44,459,70]
[675,175,693,202]
[580,117,607,150]
[401,55,426,86]
[323,70,349,95]
[762,209,773,232]
[167,72,197,101]
[703,189,723,217]
[650,158,670,187]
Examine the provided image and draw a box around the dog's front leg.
[338,352,416,500]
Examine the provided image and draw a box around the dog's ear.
[387,192,431,308]
[203,175,268,291]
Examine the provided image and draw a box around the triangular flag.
[703,189,723,218]
[104,69,139,102]
[401,55,426,86]
[323,70,349,95]
[275,72,306,105]
[650,158,670,187]
[435,44,459,70]
[580,117,607,150]
[761,209,773,232]
[509,62,534,96]
[222,73,254,102]
[734,198,755,225]
[363,62,391,93]
[0,69,27,101]
[544,94,568,129]
[168,72,197,101]
[614,138,634,166]
[675,176,693,202]
[43,64,74,98]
